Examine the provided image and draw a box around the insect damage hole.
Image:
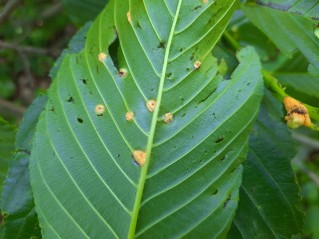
[164,113,173,124]
[126,112,134,121]
[98,53,107,62]
[77,117,84,123]
[133,150,146,167]
[95,104,105,116]
[146,100,156,112]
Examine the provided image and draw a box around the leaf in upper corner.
[0,119,16,200]
[228,90,304,239]
[242,3,319,70]
[30,1,264,238]
[0,95,47,239]
[255,0,319,20]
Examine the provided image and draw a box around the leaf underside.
[30,1,263,238]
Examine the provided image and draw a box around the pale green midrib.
[127,1,183,238]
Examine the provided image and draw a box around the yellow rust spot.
[126,112,134,121]
[194,60,201,69]
[146,100,156,112]
[283,96,312,129]
[98,53,107,62]
[164,113,173,124]
[127,11,132,24]
[95,104,105,116]
[119,68,128,78]
[133,150,146,167]
[203,0,208,3]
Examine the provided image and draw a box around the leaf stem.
[128,1,183,238]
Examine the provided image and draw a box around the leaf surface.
[0,95,47,239]
[243,4,319,70]
[30,1,264,238]
[255,0,319,20]
[228,91,304,239]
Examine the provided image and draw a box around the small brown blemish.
[127,11,132,24]
[119,68,128,78]
[164,113,173,124]
[98,53,107,62]
[95,104,105,116]
[133,150,146,166]
[146,100,156,112]
[126,112,134,121]
[283,96,312,128]
[194,60,201,69]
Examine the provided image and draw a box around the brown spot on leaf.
[126,112,134,121]
[164,112,173,124]
[95,104,105,116]
[98,53,107,62]
[194,60,201,69]
[133,150,146,166]
[146,100,156,112]
[127,11,132,24]
[119,68,128,78]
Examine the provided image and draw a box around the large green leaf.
[0,95,47,239]
[30,1,264,238]
[228,91,304,238]
[243,3,319,70]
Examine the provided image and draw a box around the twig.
[41,2,62,19]
[292,133,319,150]
[0,40,49,55]
[0,0,22,24]
[0,98,26,118]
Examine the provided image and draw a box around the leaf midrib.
[127,1,183,238]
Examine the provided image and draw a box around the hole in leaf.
[214,137,224,144]
[77,117,84,123]
[157,41,166,49]
[109,36,120,71]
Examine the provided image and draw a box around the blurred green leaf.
[228,91,304,238]
[243,4,319,70]
[0,95,47,239]
[0,118,16,199]
[255,0,319,20]
[61,0,108,25]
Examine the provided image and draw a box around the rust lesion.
[146,100,156,112]
[283,96,312,129]
[133,150,146,166]
[125,112,134,121]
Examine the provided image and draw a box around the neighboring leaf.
[228,91,304,239]
[0,95,47,239]
[30,1,264,238]
[0,119,16,199]
[255,0,319,20]
[243,4,319,70]
[61,0,108,25]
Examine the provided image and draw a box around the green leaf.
[242,4,319,70]
[254,0,319,20]
[30,1,264,238]
[0,118,16,200]
[228,91,304,239]
[0,95,47,239]
[61,0,108,25]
